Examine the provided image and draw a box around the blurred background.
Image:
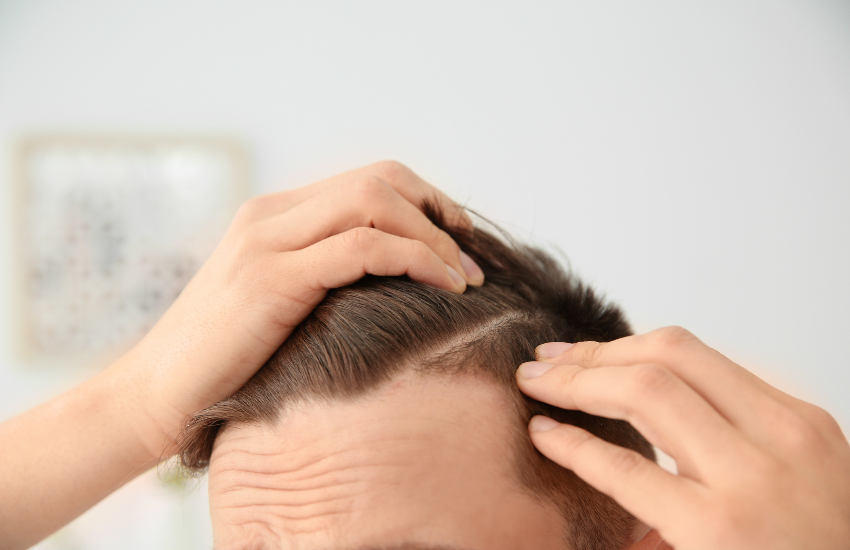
[1,1,848,548]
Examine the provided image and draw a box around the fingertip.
[459,250,485,286]
[517,361,554,380]
[529,415,561,432]
[445,263,467,293]
[536,342,574,360]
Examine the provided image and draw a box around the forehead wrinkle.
[212,429,467,504]
[210,423,472,545]
[210,374,519,487]
[212,453,413,523]
[214,459,408,504]
[211,387,517,494]
[216,424,461,474]
[209,373,565,550]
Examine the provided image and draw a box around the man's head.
[178,205,654,550]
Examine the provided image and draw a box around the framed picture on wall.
[12,135,250,363]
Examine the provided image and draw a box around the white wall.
[1,1,849,548]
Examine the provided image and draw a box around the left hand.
[0,160,483,550]
[109,160,482,459]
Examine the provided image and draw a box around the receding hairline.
[184,202,653,550]
[210,364,531,474]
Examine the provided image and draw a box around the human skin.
[518,327,850,550]
[1,159,847,549]
[209,373,568,550]
[0,161,484,550]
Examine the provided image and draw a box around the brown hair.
[178,204,654,550]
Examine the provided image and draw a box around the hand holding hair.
[122,160,482,460]
[0,161,483,550]
[517,327,850,550]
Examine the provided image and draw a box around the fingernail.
[446,263,466,289]
[459,250,484,285]
[529,416,560,432]
[537,342,573,359]
[518,361,554,379]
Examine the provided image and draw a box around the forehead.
[208,373,567,550]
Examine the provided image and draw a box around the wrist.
[97,350,178,464]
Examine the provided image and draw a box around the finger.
[289,227,467,293]
[232,160,473,229]
[527,416,702,536]
[258,176,484,285]
[517,361,746,477]
[534,328,826,445]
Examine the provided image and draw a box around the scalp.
[178,202,653,550]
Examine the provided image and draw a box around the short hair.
[178,203,655,550]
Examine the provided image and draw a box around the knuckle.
[350,175,392,202]
[234,195,271,224]
[781,412,829,452]
[655,325,697,346]
[408,239,433,260]
[235,223,265,252]
[339,227,378,253]
[573,341,605,367]
[428,223,458,251]
[369,159,414,184]
[804,404,843,437]
[628,364,678,397]
[227,229,271,282]
[650,326,698,352]
[607,446,646,477]
[559,428,596,455]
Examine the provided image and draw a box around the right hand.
[108,160,484,459]
[517,327,850,550]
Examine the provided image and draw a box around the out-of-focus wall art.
[13,135,249,362]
